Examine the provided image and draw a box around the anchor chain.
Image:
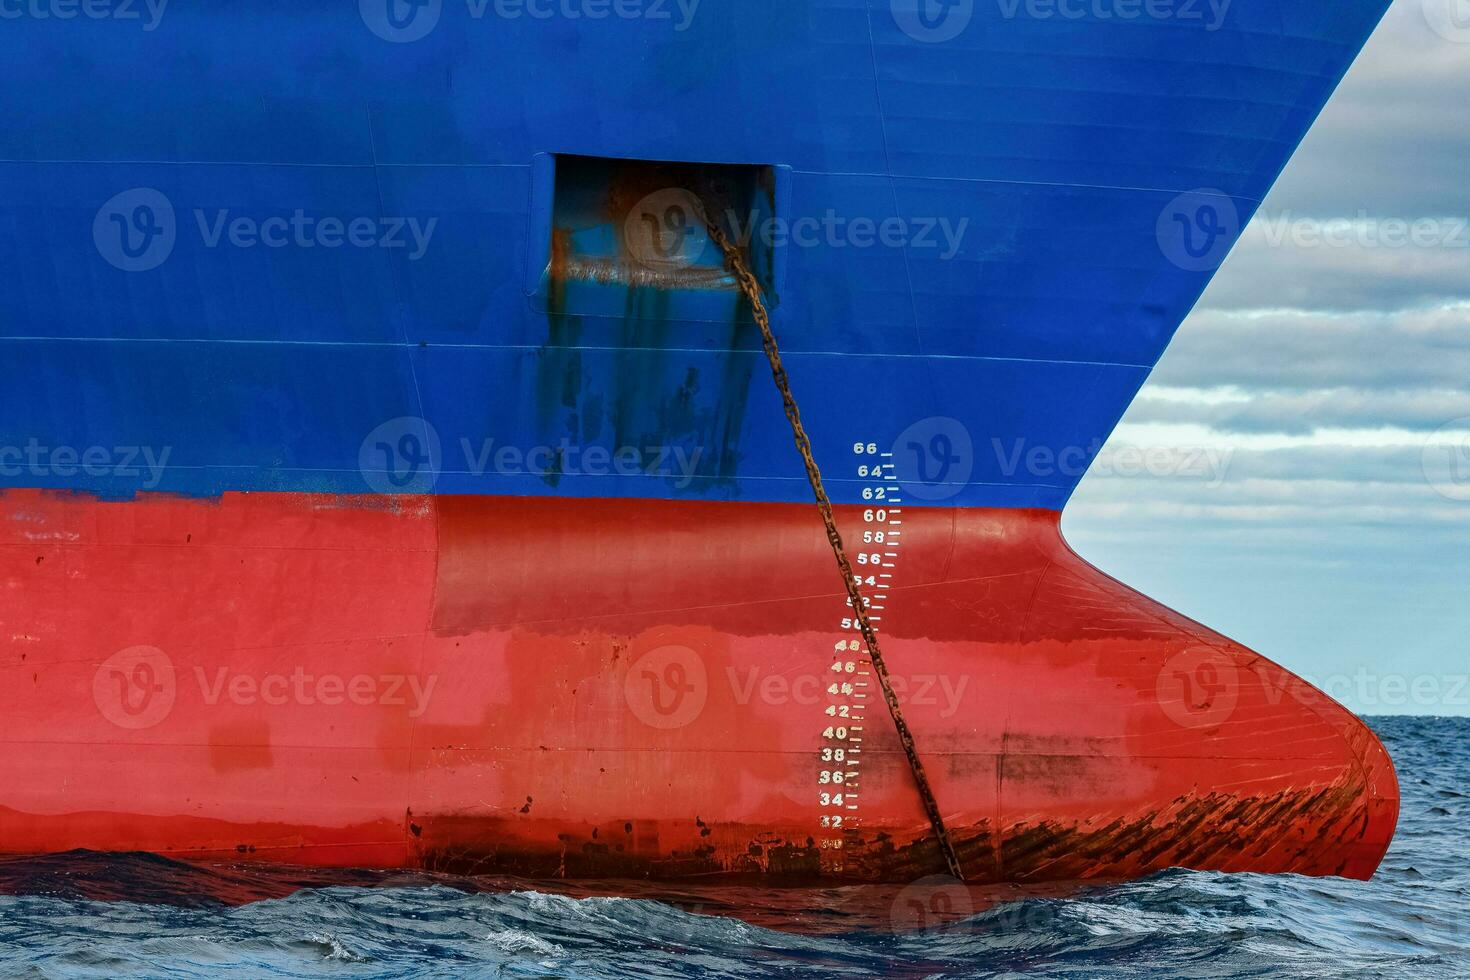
[699,200,966,883]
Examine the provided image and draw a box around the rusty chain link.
[699,199,965,882]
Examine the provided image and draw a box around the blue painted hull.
[0,0,1387,506]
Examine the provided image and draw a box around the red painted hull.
[0,490,1397,883]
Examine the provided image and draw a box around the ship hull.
[0,1,1400,885]
[1,488,1397,882]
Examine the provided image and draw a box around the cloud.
[1202,224,1470,312]
[1144,305,1470,391]
[1064,0,1470,714]
[1189,5,1470,312]
[1092,440,1458,485]
[1127,388,1470,433]
[1260,2,1470,217]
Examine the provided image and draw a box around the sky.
[1063,0,1470,717]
